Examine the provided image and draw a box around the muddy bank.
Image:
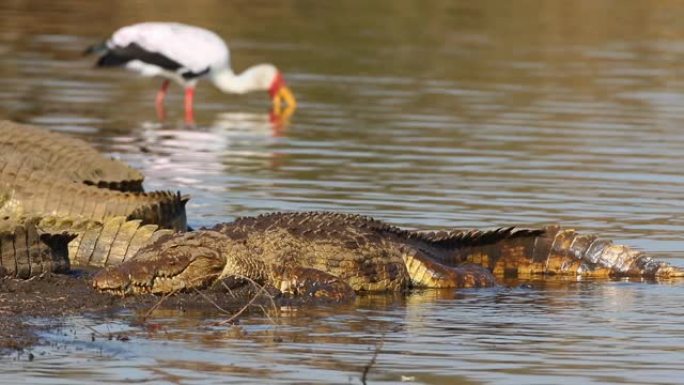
[0,271,292,354]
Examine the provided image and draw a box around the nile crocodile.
[91,212,684,298]
[1,120,683,299]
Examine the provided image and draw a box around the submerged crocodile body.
[1,120,683,299]
[92,212,684,297]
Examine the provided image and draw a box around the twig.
[219,280,238,299]
[361,337,385,385]
[136,272,280,329]
[138,272,220,323]
[212,276,276,326]
[138,287,180,323]
[191,286,233,315]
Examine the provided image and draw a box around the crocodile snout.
[92,242,227,295]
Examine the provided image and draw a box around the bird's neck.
[211,65,276,95]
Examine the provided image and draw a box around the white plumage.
[111,23,229,75]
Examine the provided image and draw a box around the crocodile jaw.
[92,247,227,295]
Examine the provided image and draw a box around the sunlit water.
[2,1,684,384]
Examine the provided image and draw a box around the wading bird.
[85,22,297,124]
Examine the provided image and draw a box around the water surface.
[1,1,684,384]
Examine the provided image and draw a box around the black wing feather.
[95,43,183,71]
[92,42,210,79]
[181,67,210,79]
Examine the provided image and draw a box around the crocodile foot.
[275,266,356,301]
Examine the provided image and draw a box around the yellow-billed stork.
[85,22,296,123]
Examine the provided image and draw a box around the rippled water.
[2,0,684,384]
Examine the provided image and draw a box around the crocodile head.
[92,232,228,295]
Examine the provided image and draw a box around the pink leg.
[155,80,170,121]
[184,87,195,124]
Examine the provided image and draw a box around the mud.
[0,270,299,354]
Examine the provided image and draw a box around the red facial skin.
[268,72,286,98]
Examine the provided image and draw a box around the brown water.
[2,0,684,384]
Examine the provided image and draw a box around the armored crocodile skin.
[0,155,187,231]
[0,120,143,191]
[92,212,684,297]
[37,216,174,267]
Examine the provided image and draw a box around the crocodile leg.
[404,252,496,288]
[273,266,356,300]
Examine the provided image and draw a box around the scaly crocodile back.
[214,211,406,241]
[218,212,544,251]
[0,120,144,192]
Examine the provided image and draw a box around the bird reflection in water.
[269,103,296,135]
[137,111,287,194]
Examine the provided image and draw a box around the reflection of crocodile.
[92,212,684,297]
[2,120,683,298]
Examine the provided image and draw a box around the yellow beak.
[272,86,297,111]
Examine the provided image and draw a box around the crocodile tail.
[540,227,684,278]
[0,154,186,230]
[87,179,144,193]
[0,120,144,192]
[127,191,188,231]
[411,227,544,249]
[407,226,544,270]
[450,225,684,278]
[37,215,175,268]
[0,156,151,221]
[0,217,72,279]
